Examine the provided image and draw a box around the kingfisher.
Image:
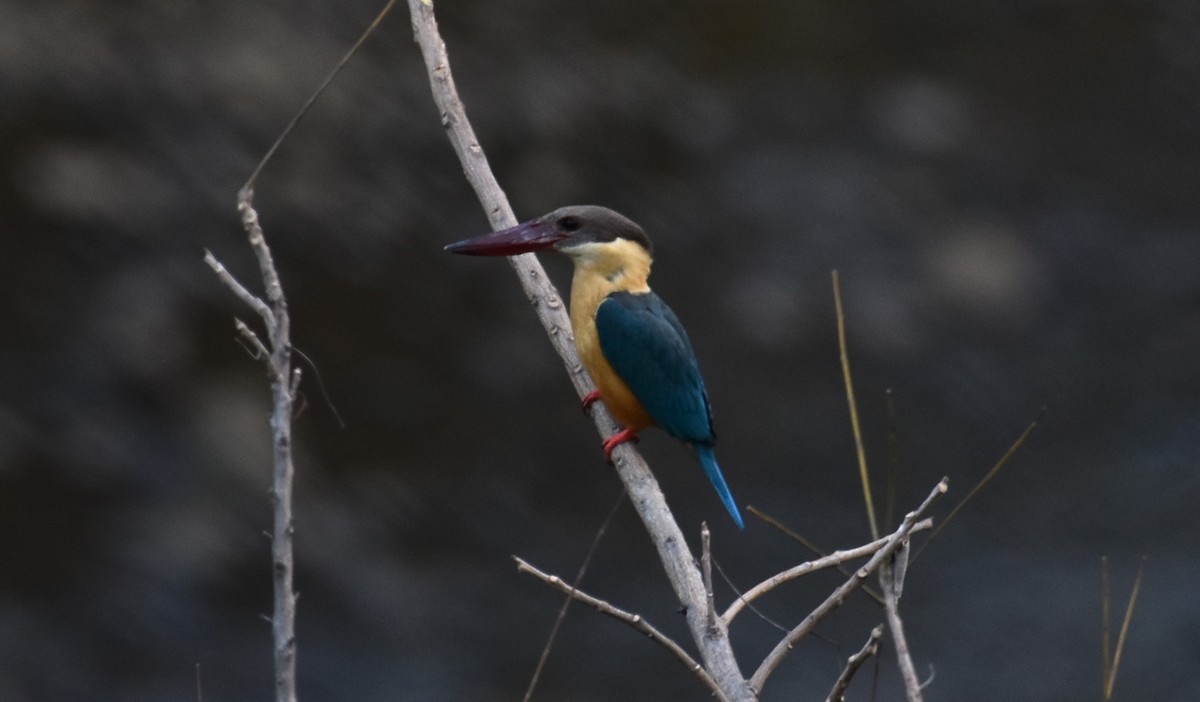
[446,205,743,528]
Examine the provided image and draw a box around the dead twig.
[514,557,729,702]
[208,6,402,698]
[522,489,625,702]
[825,625,883,702]
[749,478,947,694]
[881,541,923,701]
[205,190,298,702]
[722,529,933,625]
[702,523,718,631]
[746,506,886,606]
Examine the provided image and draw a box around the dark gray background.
[2,0,1197,699]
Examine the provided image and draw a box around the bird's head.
[445,205,653,259]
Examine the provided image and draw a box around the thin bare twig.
[750,478,947,694]
[243,1,398,190]
[723,531,920,625]
[711,558,789,634]
[522,490,625,702]
[204,251,274,328]
[406,2,751,699]
[746,505,885,607]
[515,557,729,702]
[825,625,883,702]
[233,318,272,364]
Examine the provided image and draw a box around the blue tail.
[694,443,744,529]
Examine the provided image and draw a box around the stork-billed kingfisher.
[446,206,743,528]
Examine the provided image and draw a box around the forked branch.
[750,478,947,693]
[204,189,299,702]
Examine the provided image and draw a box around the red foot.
[581,389,602,413]
[602,428,640,461]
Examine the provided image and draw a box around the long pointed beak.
[444,219,567,256]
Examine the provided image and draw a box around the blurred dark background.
[2,0,1198,699]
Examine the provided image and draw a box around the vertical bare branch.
[405,2,752,699]
[881,543,923,702]
[701,523,717,631]
[205,189,298,702]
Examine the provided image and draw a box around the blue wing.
[596,292,743,528]
[594,291,714,443]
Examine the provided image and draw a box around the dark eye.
[559,216,581,232]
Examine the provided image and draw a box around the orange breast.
[566,243,656,432]
[570,280,654,432]
[575,324,654,431]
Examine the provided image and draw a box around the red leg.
[581,389,601,412]
[602,428,640,461]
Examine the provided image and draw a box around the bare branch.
[723,525,931,625]
[406,2,752,698]
[750,478,947,693]
[702,523,717,631]
[825,625,883,702]
[204,249,274,329]
[522,490,626,702]
[515,557,729,702]
[238,189,287,345]
[746,506,885,606]
[233,318,273,366]
[889,528,910,601]
[208,190,298,702]
[881,542,923,701]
